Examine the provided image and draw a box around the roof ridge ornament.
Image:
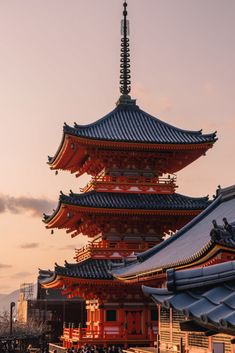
[117,1,136,107]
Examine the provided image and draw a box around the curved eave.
[115,242,235,283]
[64,130,217,148]
[142,286,235,336]
[48,132,216,171]
[41,274,121,290]
[48,133,86,172]
[43,201,203,230]
[40,274,63,289]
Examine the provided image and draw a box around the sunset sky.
[0,0,235,293]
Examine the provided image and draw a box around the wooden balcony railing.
[81,175,177,193]
[75,242,149,262]
[62,327,158,343]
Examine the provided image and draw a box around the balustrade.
[81,174,177,193]
[62,326,157,342]
[75,241,148,262]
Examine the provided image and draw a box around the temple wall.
[172,310,186,346]
[159,307,233,353]
[212,334,233,353]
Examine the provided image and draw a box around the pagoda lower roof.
[44,191,210,223]
[39,259,120,286]
[113,185,235,280]
[62,104,216,145]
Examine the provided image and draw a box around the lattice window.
[188,333,208,348]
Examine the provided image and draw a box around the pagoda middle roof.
[113,185,235,279]
[44,191,210,223]
[63,104,216,145]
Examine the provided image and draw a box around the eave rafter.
[44,201,202,237]
[42,274,139,300]
[115,243,235,283]
[48,133,215,176]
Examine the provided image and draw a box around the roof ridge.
[167,261,235,291]
[219,185,235,201]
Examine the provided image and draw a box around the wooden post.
[170,307,173,343]
[157,334,160,353]
[180,337,183,353]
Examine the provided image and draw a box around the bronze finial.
[120,1,131,96]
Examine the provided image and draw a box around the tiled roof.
[43,191,210,224]
[63,104,216,145]
[113,185,235,278]
[143,261,235,334]
[45,191,209,221]
[39,259,120,285]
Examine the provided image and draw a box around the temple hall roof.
[62,103,216,145]
[143,260,235,335]
[44,191,210,224]
[39,259,119,286]
[113,185,235,279]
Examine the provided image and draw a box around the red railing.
[62,327,157,342]
[81,175,177,193]
[75,241,149,262]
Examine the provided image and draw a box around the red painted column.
[119,307,125,338]
[143,307,148,338]
[99,306,104,338]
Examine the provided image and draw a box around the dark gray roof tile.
[60,191,210,211]
[143,261,235,334]
[113,185,235,278]
[64,105,216,145]
[39,259,122,285]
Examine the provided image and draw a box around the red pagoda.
[39,1,217,348]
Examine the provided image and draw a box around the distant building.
[17,282,85,342]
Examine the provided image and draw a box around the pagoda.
[39,1,217,348]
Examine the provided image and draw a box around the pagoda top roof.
[39,258,120,286]
[62,101,216,146]
[113,185,235,280]
[143,260,235,335]
[43,190,210,224]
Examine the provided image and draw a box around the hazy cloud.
[0,264,12,269]
[0,194,54,217]
[20,243,39,249]
[11,272,33,279]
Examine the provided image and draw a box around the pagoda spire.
[119,1,131,96]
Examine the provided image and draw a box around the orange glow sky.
[0,0,235,293]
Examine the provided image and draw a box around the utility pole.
[10,302,15,336]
